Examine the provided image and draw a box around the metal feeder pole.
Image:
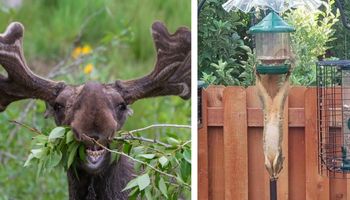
[270,179,277,200]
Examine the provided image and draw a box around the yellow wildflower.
[81,44,92,55]
[84,63,94,74]
[71,47,82,59]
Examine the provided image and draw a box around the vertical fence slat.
[277,96,289,200]
[305,88,330,200]
[247,87,270,200]
[288,87,306,200]
[208,127,225,200]
[206,86,225,200]
[329,129,347,200]
[223,87,248,200]
[199,89,209,200]
[330,179,347,200]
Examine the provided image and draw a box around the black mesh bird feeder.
[317,60,350,178]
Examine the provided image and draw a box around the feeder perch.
[317,60,350,178]
[249,11,295,74]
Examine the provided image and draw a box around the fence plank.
[329,127,347,200]
[223,87,248,200]
[206,87,225,200]
[305,88,330,200]
[277,96,289,200]
[289,127,306,200]
[206,86,224,107]
[288,88,306,200]
[208,127,225,200]
[198,89,209,200]
[330,178,347,200]
[247,87,270,200]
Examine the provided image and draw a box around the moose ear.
[111,21,191,104]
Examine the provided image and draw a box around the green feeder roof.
[249,11,295,33]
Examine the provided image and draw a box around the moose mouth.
[84,146,108,171]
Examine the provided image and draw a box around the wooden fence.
[198,86,350,200]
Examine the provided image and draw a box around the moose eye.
[53,103,63,112]
[116,103,127,111]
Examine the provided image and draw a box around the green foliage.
[124,136,191,199]
[284,0,339,85]
[23,126,191,199]
[331,0,350,59]
[0,1,190,199]
[198,0,252,86]
[23,128,83,176]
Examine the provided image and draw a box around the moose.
[0,21,191,199]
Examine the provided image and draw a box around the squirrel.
[255,69,291,180]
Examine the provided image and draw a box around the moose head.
[0,22,191,174]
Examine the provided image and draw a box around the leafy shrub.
[330,0,350,59]
[198,0,252,86]
[284,0,339,85]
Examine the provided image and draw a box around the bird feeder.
[249,11,295,74]
[317,60,350,178]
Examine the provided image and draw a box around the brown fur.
[255,71,290,179]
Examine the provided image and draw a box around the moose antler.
[113,21,191,104]
[0,22,64,112]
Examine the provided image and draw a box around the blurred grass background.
[0,0,191,199]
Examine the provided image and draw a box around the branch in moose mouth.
[128,124,191,134]
[85,134,191,190]
[115,124,191,148]
[11,120,191,189]
[9,120,43,135]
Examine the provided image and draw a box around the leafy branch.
[11,121,191,198]
[89,136,191,189]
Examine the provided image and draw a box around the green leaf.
[36,160,44,178]
[144,187,152,200]
[47,150,62,169]
[175,174,185,185]
[67,144,79,168]
[138,154,155,159]
[66,130,74,144]
[123,177,138,191]
[24,153,34,167]
[128,187,139,199]
[180,161,191,182]
[158,177,168,198]
[33,134,48,145]
[78,144,86,161]
[31,148,45,159]
[123,142,132,154]
[48,127,66,141]
[183,149,191,164]
[137,173,150,191]
[159,156,169,168]
[167,138,180,146]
